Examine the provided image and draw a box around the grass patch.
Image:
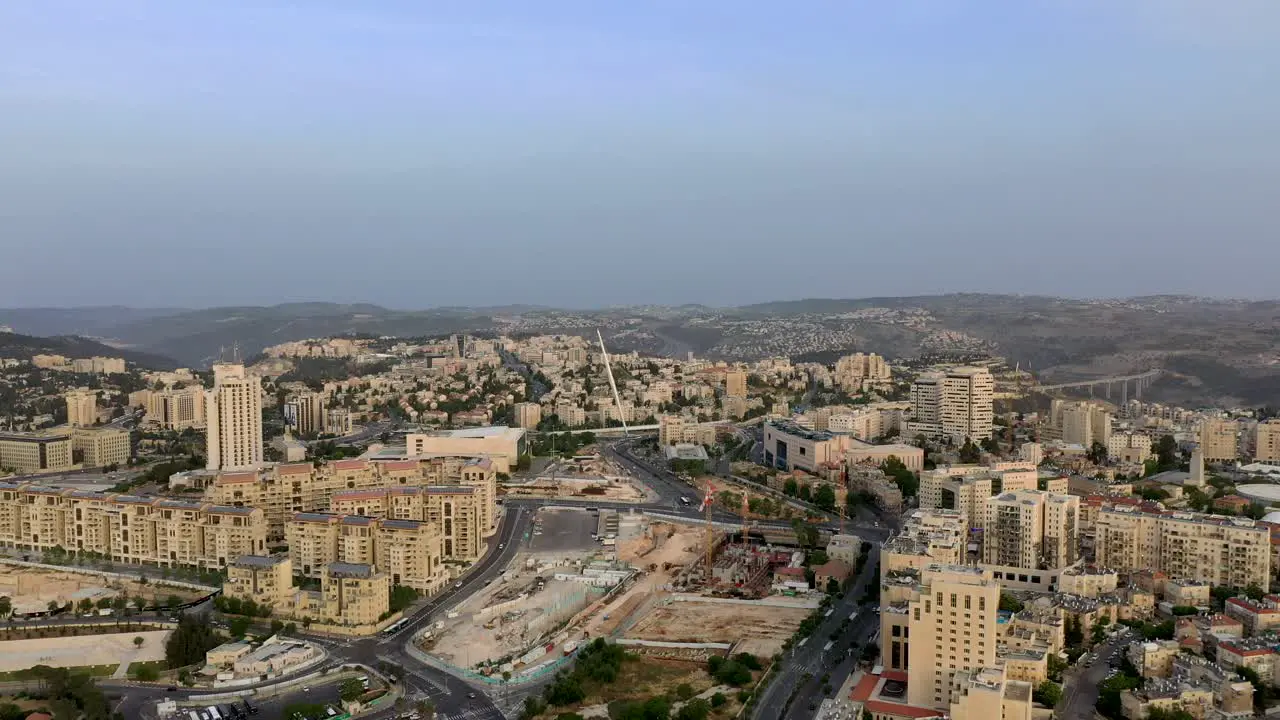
[530,655,746,719]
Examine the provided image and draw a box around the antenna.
[596,329,630,436]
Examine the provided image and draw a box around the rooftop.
[233,555,288,568]
[327,562,376,579]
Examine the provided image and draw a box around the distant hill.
[0,332,178,370]
[0,306,185,337]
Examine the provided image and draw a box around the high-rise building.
[141,386,207,431]
[909,367,994,443]
[724,370,747,399]
[1199,418,1239,463]
[205,363,263,471]
[513,402,542,430]
[982,490,1078,570]
[903,565,1001,708]
[1095,506,1269,589]
[1255,420,1280,463]
[1059,402,1112,448]
[65,389,98,427]
[286,392,326,437]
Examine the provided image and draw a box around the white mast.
[597,329,630,436]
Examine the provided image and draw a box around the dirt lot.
[0,563,207,615]
[528,655,748,720]
[628,601,811,658]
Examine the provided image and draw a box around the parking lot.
[527,508,599,552]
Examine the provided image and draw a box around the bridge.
[1032,369,1161,402]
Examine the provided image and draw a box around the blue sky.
[2,1,1278,308]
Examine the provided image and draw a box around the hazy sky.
[2,1,1278,309]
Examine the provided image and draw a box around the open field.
[0,562,207,615]
[0,629,170,672]
[627,601,810,658]
[528,655,748,720]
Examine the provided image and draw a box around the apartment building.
[223,555,391,628]
[657,415,716,447]
[1199,418,1239,464]
[284,511,445,592]
[513,402,542,430]
[982,490,1079,570]
[225,554,293,610]
[1107,433,1153,464]
[0,431,74,474]
[65,389,98,427]
[0,483,266,568]
[919,464,1039,533]
[285,392,326,437]
[139,386,207,431]
[330,485,484,561]
[404,426,526,473]
[325,408,354,436]
[203,455,498,541]
[1255,420,1280,463]
[1095,507,1270,589]
[206,363,264,471]
[724,371,747,399]
[833,353,890,392]
[71,427,130,468]
[908,368,994,443]
[881,509,966,580]
[1057,402,1112,448]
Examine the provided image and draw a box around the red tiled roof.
[277,463,312,476]
[850,674,880,702]
[332,459,369,471]
[378,460,419,472]
[864,701,943,719]
[216,472,257,484]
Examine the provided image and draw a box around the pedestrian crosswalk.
[437,707,506,720]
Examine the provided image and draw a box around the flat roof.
[418,425,523,439]
[327,561,375,578]
[234,555,287,568]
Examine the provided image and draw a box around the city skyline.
[2,1,1279,308]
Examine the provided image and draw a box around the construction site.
[0,562,210,616]
[503,454,653,503]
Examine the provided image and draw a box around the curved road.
[111,438,892,719]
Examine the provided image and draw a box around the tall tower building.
[724,371,747,399]
[941,367,994,443]
[911,373,944,425]
[65,389,98,427]
[206,363,263,470]
[904,565,1000,708]
[286,391,326,437]
[1254,420,1280,463]
[1199,418,1239,463]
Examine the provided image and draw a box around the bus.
[382,618,409,636]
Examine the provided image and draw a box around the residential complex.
[1256,420,1280,464]
[205,362,263,470]
[224,555,391,629]
[982,490,1079,570]
[134,385,207,431]
[907,367,994,443]
[64,389,98,427]
[1198,418,1239,463]
[0,482,266,567]
[284,391,326,437]
[1095,507,1270,589]
[285,512,445,592]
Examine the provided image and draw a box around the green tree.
[133,664,160,682]
[958,438,982,463]
[165,614,224,669]
[0,596,10,618]
[1155,434,1181,470]
[340,677,365,702]
[999,593,1023,613]
[1033,681,1063,708]
[675,699,711,720]
[133,636,145,648]
[783,478,799,497]
[1087,442,1108,464]
[813,484,836,510]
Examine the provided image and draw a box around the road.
[753,543,882,720]
[1058,630,1132,720]
[106,437,891,720]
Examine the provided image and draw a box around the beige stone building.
[909,367,994,443]
[513,402,542,430]
[65,389,98,428]
[330,485,484,561]
[657,415,716,447]
[404,426,526,473]
[1199,418,1239,463]
[284,512,445,592]
[225,554,294,610]
[1255,420,1280,463]
[0,483,266,568]
[286,392,326,437]
[919,464,1038,533]
[140,386,207,431]
[223,555,391,628]
[1058,402,1112,448]
[204,455,498,541]
[206,363,263,471]
[724,370,747,398]
[318,562,390,627]
[71,427,130,468]
[0,431,75,474]
[1095,507,1270,589]
[982,490,1079,570]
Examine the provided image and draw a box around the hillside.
[0,332,177,370]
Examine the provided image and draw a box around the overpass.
[1032,369,1161,402]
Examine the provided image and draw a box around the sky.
[2,0,1279,309]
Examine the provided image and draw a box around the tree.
[958,438,982,463]
[675,699,711,720]
[165,614,224,669]
[1087,442,1108,465]
[133,636,145,648]
[77,598,95,614]
[881,457,919,498]
[340,678,365,703]
[999,593,1023,613]
[813,484,836,510]
[1033,681,1063,708]
[0,596,10,618]
[228,616,252,638]
[165,594,182,608]
[1065,616,1084,649]
[1155,435,1180,470]
[783,478,799,497]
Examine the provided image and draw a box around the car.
[467,692,477,699]
[302,686,310,693]
[498,543,505,549]
[455,581,463,588]
[166,686,177,692]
